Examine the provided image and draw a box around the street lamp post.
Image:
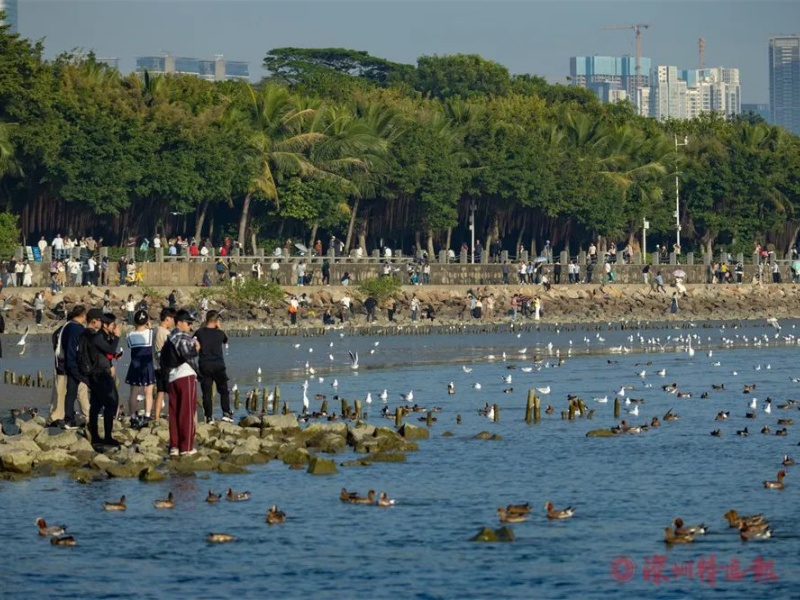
[674,135,689,252]
[642,218,649,264]
[469,201,477,265]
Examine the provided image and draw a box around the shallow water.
[2,321,799,598]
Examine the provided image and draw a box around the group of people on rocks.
[49,297,232,457]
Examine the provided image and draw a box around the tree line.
[1,26,799,259]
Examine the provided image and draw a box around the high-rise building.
[135,54,249,82]
[680,67,741,119]
[0,0,18,33]
[769,36,800,135]
[650,66,688,121]
[741,103,771,122]
[569,55,652,104]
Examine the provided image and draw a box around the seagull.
[764,399,772,414]
[473,383,482,390]
[502,375,512,384]
[518,347,528,355]
[657,369,666,377]
[767,317,781,332]
[400,390,414,402]
[17,325,30,349]
[332,379,339,389]
[373,341,380,347]
[302,380,309,411]
[257,367,262,381]
[365,392,372,405]
[329,354,335,362]
[379,389,388,402]
[536,386,551,395]
[462,366,473,373]
[594,396,608,403]
[486,405,495,420]
[521,367,533,373]
[293,343,301,349]
[638,370,646,378]
[447,382,455,395]
[348,351,359,370]
[627,405,639,416]
[616,386,626,397]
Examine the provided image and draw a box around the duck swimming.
[266,505,286,525]
[207,533,237,543]
[348,490,376,505]
[154,492,175,509]
[763,470,786,490]
[673,518,707,536]
[227,488,251,502]
[103,496,126,511]
[723,510,765,528]
[206,490,222,503]
[36,518,67,537]
[740,522,772,541]
[50,535,77,546]
[664,527,694,544]
[545,502,575,520]
[783,455,796,466]
[377,492,396,507]
[497,507,528,523]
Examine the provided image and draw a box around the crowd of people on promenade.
[48,298,232,458]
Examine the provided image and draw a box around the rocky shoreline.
[0,411,428,481]
[1,281,798,336]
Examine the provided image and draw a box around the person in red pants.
[161,309,201,456]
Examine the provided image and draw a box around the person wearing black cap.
[162,309,200,456]
[83,308,122,448]
[193,310,232,423]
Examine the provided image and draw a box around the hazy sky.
[17,0,799,103]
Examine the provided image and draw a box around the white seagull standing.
[365,392,373,405]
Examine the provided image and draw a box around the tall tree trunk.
[195,199,210,242]
[344,196,360,251]
[209,216,215,242]
[237,193,252,249]
[445,227,452,257]
[250,231,258,255]
[515,221,526,259]
[485,214,500,260]
[426,229,435,258]
[357,211,368,254]
[309,221,319,250]
[414,230,422,257]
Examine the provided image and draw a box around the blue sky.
[17,0,798,103]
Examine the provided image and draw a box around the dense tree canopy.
[1,24,799,257]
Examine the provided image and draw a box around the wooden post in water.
[37,371,44,387]
[456,413,462,425]
[492,404,500,423]
[3,371,8,384]
[426,411,433,427]
[525,390,534,424]
[395,407,403,427]
[272,386,280,414]
[614,397,620,419]
[341,397,349,418]
[261,388,269,414]
[233,387,241,410]
[354,398,362,420]
[534,394,541,423]
[281,401,288,415]
[320,399,328,414]
[568,402,575,420]
[577,399,587,417]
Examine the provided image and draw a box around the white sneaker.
[169,447,179,457]
[220,414,234,423]
[180,449,197,456]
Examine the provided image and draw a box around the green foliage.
[0,210,20,256]
[224,277,284,306]
[357,276,401,303]
[415,54,512,99]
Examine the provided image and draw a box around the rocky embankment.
[1,282,798,335]
[0,412,428,481]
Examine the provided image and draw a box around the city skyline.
[14,1,799,104]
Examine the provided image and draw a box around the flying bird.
[348,351,359,370]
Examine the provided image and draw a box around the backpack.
[159,337,185,371]
[78,331,99,376]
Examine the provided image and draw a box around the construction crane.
[698,38,706,69]
[603,24,651,85]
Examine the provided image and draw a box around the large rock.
[0,448,34,473]
[261,414,300,431]
[305,422,348,436]
[1,435,42,453]
[0,416,20,436]
[34,429,80,451]
[398,423,429,440]
[33,449,80,469]
[470,526,515,542]
[306,456,338,475]
[280,446,310,466]
[306,432,347,454]
[105,462,147,478]
[347,424,377,446]
[585,428,615,438]
[19,419,44,437]
[227,445,268,466]
[217,462,250,475]
[139,466,167,482]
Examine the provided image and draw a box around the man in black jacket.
[193,310,232,423]
[83,308,121,448]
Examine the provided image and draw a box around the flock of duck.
[37,486,397,546]
[663,510,776,544]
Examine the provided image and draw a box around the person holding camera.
[82,308,122,448]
